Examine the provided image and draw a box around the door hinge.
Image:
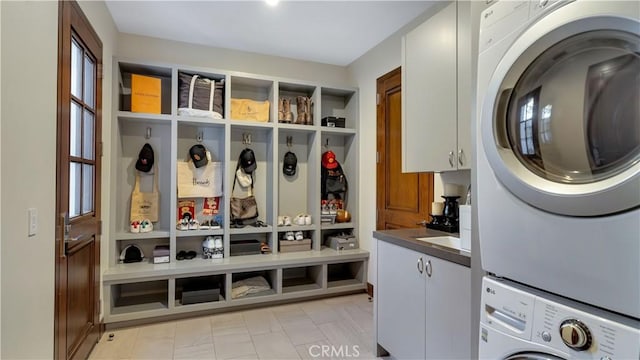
[376,93,381,105]
[97,63,103,79]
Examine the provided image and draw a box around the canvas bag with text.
[177,160,223,198]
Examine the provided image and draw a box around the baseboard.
[367,282,374,298]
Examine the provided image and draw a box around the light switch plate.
[28,208,38,236]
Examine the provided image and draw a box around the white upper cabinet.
[402,1,472,172]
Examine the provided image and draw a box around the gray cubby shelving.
[106,58,367,325]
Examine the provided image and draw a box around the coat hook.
[243,133,252,146]
[286,136,293,149]
[145,127,151,140]
[196,131,203,143]
[325,138,329,148]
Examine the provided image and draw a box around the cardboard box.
[280,239,311,253]
[131,74,161,114]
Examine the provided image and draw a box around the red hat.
[322,150,338,169]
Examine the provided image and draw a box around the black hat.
[240,148,257,174]
[120,244,144,263]
[135,143,154,172]
[283,151,297,176]
[189,144,208,168]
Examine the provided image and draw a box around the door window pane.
[69,162,81,217]
[82,164,94,214]
[71,39,83,100]
[83,110,94,160]
[70,101,82,157]
[84,55,95,108]
[505,30,640,184]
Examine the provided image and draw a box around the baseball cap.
[135,143,154,172]
[240,148,257,174]
[189,144,208,168]
[120,244,144,263]
[283,151,297,176]
[322,150,338,169]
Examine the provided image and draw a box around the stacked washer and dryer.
[475,0,639,358]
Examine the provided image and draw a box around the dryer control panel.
[482,277,640,358]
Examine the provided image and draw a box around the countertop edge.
[373,229,471,268]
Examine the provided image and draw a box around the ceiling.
[105,1,437,66]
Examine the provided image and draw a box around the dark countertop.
[373,228,470,267]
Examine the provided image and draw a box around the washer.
[479,276,640,360]
[476,0,640,318]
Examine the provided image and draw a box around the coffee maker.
[427,195,460,233]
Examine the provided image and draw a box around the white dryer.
[476,0,640,318]
[479,276,640,360]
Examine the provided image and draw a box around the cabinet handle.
[426,259,432,277]
[458,149,464,166]
[448,151,455,167]
[417,257,424,274]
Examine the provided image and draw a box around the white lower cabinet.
[376,240,471,359]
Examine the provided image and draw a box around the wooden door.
[377,67,433,230]
[55,1,103,359]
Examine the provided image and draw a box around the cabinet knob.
[448,151,455,167]
[458,149,464,166]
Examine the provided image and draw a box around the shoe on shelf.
[188,219,199,230]
[304,214,312,225]
[293,214,305,226]
[284,231,295,241]
[140,219,153,233]
[283,216,292,226]
[176,250,187,261]
[214,236,223,250]
[185,250,197,260]
[200,220,210,230]
[176,218,189,231]
[130,220,140,233]
[277,216,284,226]
[294,231,304,241]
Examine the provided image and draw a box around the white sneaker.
[283,216,292,226]
[214,236,223,249]
[304,215,312,225]
[130,220,140,233]
[284,231,295,241]
[294,231,304,241]
[293,214,306,226]
[277,216,285,226]
[140,219,153,233]
[188,219,199,230]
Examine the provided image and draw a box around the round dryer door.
[505,353,565,360]
[482,2,640,216]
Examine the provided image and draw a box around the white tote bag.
[177,161,223,198]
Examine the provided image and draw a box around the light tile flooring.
[89,293,377,359]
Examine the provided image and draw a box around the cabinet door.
[402,1,457,172]
[377,240,426,359]
[456,0,472,170]
[424,256,471,359]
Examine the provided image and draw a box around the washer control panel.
[483,277,640,359]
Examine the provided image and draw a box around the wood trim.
[367,282,374,298]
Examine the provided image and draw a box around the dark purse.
[230,162,258,225]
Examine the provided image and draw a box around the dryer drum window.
[503,30,640,184]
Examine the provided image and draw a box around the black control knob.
[559,319,592,351]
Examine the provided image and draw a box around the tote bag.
[177,160,223,198]
[130,170,159,222]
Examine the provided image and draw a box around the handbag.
[130,170,159,222]
[177,160,223,198]
[230,98,270,122]
[230,162,258,225]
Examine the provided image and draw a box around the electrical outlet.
[28,208,38,236]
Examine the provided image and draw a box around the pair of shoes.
[177,219,200,230]
[131,219,153,233]
[200,220,221,230]
[293,214,312,226]
[176,250,197,260]
[295,96,313,125]
[277,215,292,226]
[278,98,294,123]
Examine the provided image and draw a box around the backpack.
[321,161,348,201]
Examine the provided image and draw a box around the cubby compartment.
[277,82,318,125]
[116,118,172,235]
[230,76,274,122]
[282,265,323,293]
[320,132,357,227]
[175,274,226,306]
[230,126,274,227]
[278,129,317,223]
[111,280,169,315]
[320,87,358,129]
[278,230,313,253]
[176,70,226,119]
[118,62,172,115]
[327,261,365,288]
[231,269,277,300]
[116,238,170,266]
[175,234,222,261]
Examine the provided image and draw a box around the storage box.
[153,245,170,264]
[181,282,221,305]
[326,235,358,250]
[230,239,262,256]
[321,116,346,128]
[280,239,311,253]
[131,74,161,114]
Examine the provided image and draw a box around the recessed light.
[265,0,279,6]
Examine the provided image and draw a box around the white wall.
[347,1,458,286]
[0,1,116,358]
[0,1,3,354]
[117,33,351,87]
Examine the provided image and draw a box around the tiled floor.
[89,293,377,359]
